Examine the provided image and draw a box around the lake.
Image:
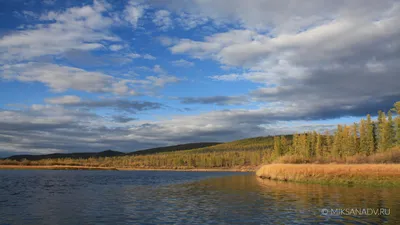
[0,170,399,224]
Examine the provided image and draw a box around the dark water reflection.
[0,170,399,224]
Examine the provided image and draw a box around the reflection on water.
[0,170,399,224]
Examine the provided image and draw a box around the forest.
[272,101,400,164]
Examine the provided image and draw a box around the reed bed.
[256,163,400,186]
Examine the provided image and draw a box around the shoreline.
[0,165,254,172]
[256,164,400,187]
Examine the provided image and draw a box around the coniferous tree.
[305,133,311,158]
[387,111,395,148]
[377,111,386,152]
[394,102,400,145]
[366,114,376,155]
[316,133,323,158]
[359,119,368,155]
[299,133,308,157]
[291,134,298,155]
[351,123,359,155]
[324,131,333,155]
[342,125,352,157]
[280,136,289,155]
[332,125,342,158]
[273,136,282,157]
[310,131,317,157]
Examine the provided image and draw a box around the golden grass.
[256,164,400,186]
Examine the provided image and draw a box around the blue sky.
[0,0,399,156]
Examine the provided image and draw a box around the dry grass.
[256,163,400,186]
[347,148,400,163]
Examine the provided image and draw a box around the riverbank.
[0,165,255,172]
[256,164,400,186]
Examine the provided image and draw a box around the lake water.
[0,170,399,224]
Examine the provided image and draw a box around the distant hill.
[128,142,221,155]
[185,136,282,153]
[6,150,124,161]
[4,142,222,161]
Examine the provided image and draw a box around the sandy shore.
[0,165,254,172]
[256,164,400,186]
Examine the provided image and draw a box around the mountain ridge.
[4,142,222,161]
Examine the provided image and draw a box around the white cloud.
[152,64,164,73]
[156,0,396,32]
[0,1,119,62]
[0,63,136,95]
[175,12,209,30]
[153,10,173,30]
[170,3,400,66]
[127,53,141,59]
[146,75,179,87]
[169,1,400,119]
[45,95,82,104]
[157,36,178,46]
[124,0,146,29]
[109,44,124,51]
[126,53,155,60]
[171,5,400,79]
[0,62,179,96]
[172,59,194,67]
[143,54,156,60]
[209,74,243,81]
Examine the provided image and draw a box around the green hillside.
[129,142,221,155]
[186,136,289,153]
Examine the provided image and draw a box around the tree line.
[0,150,271,169]
[273,101,400,159]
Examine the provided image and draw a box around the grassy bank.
[0,165,254,172]
[256,163,400,186]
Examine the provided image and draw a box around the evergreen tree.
[280,136,289,155]
[332,125,342,158]
[291,134,296,155]
[366,114,375,155]
[342,125,351,157]
[359,119,368,155]
[273,136,282,157]
[299,133,308,157]
[387,111,394,148]
[391,102,400,146]
[316,133,323,158]
[351,123,359,155]
[377,111,387,152]
[324,131,333,155]
[310,131,317,157]
[291,134,298,155]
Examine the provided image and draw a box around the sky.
[0,0,399,156]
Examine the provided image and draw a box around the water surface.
[0,170,399,224]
